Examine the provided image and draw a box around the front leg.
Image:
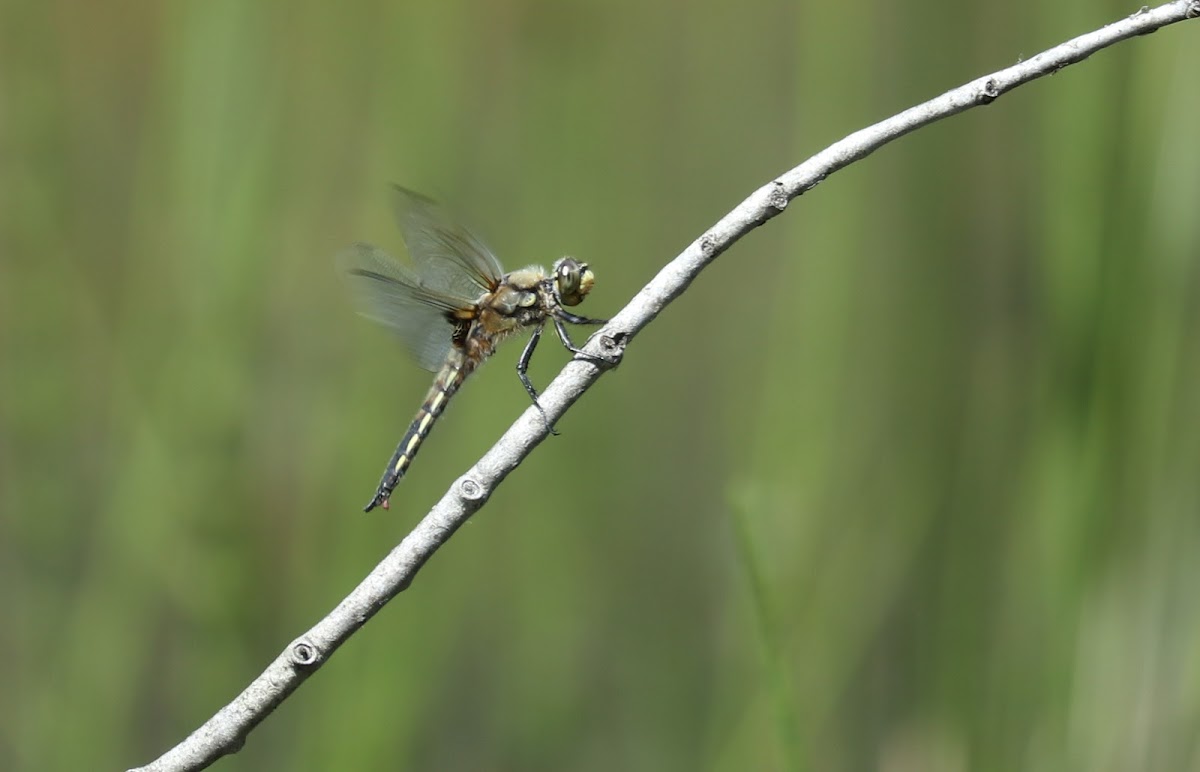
[557,310,607,326]
[552,315,610,359]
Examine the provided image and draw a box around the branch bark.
[128,3,1199,770]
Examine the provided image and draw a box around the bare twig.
[128,3,1199,770]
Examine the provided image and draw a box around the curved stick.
[128,3,1199,770]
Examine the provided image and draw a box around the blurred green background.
[2,1,1198,770]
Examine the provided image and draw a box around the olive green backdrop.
[2,1,1198,770]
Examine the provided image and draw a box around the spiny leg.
[557,310,607,327]
[517,325,558,435]
[551,314,607,357]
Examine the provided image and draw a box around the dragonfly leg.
[552,316,608,357]
[557,310,607,327]
[518,325,559,436]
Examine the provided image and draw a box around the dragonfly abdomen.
[363,353,471,512]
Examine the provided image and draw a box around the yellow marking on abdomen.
[372,356,470,506]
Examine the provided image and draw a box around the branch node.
[767,181,789,212]
[699,234,717,257]
[596,332,627,366]
[458,476,484,501]
[290,639,321,668]
[980,78,1001,103]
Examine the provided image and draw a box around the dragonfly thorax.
[487,269,548,319]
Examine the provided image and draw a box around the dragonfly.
[340,186,606,512]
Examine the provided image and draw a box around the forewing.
[391,186,505,299]
[338,243,466,372]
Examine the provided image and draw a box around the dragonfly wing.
[338,242,468,372]
[391,186,505,299]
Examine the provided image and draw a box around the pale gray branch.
[128,3,1199,770]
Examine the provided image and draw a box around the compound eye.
[553,258,594,306]
[558,263,580,296]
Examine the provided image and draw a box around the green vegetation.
[2,2,1197,770]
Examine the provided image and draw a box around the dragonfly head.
[552,257,595,307]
